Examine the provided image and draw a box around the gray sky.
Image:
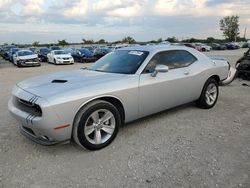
[0,0,250,44]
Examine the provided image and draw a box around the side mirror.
[151,64,169,77]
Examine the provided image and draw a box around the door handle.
[184,71,189,75]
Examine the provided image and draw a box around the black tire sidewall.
[76,101,121,150]
[197,78,219,109]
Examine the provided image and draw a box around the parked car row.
[0,45,114,67]
[178,42,245,51]
[0,45,41,67]
[1,41,249,68]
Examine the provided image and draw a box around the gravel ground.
[0,49,249,188]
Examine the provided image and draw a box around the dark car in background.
[242,42,250,48]
[94,48,111,59]
[236,49,250,80]
[9,48,20,62]
[63,48,74,55]
[29,47,37,53]
[226,43,240,50]
[50,46,61,51]
[72,48,97,63]
[85,46,95,53]
[37,48,50,62]
[2,45,16,60]
[211,43,227,50]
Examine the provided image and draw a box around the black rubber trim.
[20,126,68,146]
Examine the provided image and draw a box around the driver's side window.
[143,51,171,73]
[143,50,197,73]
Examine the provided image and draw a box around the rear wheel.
[73,100,121,150]
[196,78,219,109]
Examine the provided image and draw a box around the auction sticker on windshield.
[129,51,144,56]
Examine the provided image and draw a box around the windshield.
[11,48,19,54]
[79,49,92,55]
[64,49,73,54]
[89,50,149,74]
[40,48,49,53]
[54,50,67,55]
[18,51,33,56]
[51,46,60,50]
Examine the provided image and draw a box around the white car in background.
[47,50,74,64]
[194,43,212,52]
[13,50,40,67]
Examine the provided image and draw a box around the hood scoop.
[51,79,68,83]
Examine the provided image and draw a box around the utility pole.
[243,27,247,39]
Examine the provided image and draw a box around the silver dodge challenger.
[8,45,231,150]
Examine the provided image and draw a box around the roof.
[119,44,193,53]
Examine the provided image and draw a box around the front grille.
[24,58,38,62]
[14,97,42,116]
[63,58,69,60]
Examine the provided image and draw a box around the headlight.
[56,57,62,59]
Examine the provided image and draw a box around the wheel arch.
[72,95,125,130]
[209,75,220,84]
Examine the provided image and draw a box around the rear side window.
[144,50,197,73]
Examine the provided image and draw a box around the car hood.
[19,54,37,60]
[17,69,127,98]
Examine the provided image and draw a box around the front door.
[138,50,199,117]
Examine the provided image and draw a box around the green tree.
[220,15,240,42]
[82,38,94,44]
[166,36,178,43]
[206,37,216,43]
[58,39,69,47]
[122,36,136,44]
[97,39,106,44]
[32,41,40,47]
[82,38,86,44]
[157,38,163,43]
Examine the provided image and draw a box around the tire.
[73,100,121,150]
[196,78,219,109]
[17,62,21,68]
[54,59,56,64]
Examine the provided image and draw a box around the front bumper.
[20,126,62,145]
[19,61,41,67]
[83,57,97,62]
[55,59,74,64]
[8,85,72,145]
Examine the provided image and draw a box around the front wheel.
[17,62,21,68]
[73,100,121,150]
[196,78,219,109]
